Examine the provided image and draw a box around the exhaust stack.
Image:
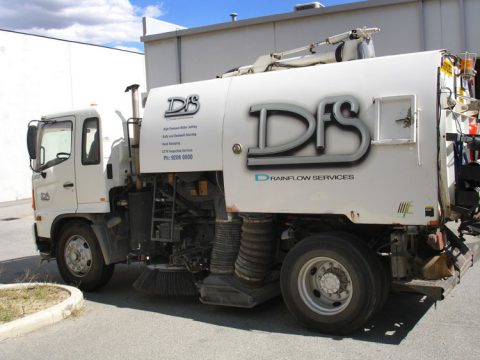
[125,84,142,191]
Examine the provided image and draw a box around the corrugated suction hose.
[234,214,275,286]
[210,219,242,275]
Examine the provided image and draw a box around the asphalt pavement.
[0,201,479,360]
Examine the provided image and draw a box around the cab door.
[33,116,77,238]
[74,115,109,213]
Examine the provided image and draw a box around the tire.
[327,231,387,316]
[280,233,380,334]
[56,221,115,291]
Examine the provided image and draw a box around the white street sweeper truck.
[27,27,480,334]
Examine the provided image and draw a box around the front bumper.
[32,223,53,259]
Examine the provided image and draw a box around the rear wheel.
[280,233,379,334]
[56,221,114,291]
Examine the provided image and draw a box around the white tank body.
[140,50,459,225]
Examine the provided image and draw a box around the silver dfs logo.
[165,95,200,118]
[247,96,371,166]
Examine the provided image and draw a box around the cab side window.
[82,118,100,165]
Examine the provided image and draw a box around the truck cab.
[28,107,129,285]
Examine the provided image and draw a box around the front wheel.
[280,234,379,334]
[56,221,114,291]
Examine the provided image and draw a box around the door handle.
[63,182,74,188]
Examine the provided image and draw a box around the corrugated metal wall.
[143,0,480,90]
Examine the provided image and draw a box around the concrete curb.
[0,283,84,342]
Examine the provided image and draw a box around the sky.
[0,0,362,53]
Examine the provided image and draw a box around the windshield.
[35,121,72,171]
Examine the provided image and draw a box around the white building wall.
[0,30,146,202]
[143,0,480,89]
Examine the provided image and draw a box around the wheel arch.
[51,214,120,265]
[50,214,92,254]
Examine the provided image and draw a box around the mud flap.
[91,223,129,265]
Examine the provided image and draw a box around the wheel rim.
[64,235,92,277]
[298,256,353,315]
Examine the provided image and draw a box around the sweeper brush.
[133,264,198,296]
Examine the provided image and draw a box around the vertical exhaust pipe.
[125,84,142,191]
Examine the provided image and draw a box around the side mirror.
[27,124,38,160]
